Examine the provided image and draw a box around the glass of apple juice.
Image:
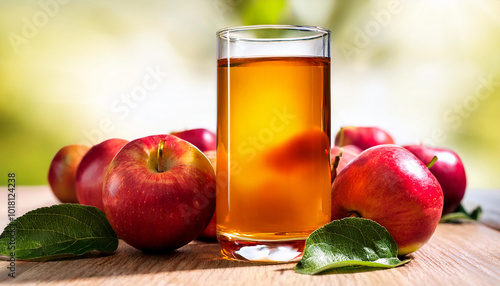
[216,25,331,262]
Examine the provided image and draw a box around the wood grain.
[1,187,500,285]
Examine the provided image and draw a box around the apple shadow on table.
[1,240,294,283]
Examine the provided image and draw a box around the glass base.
[217,232,306,263]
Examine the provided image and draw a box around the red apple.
[331,145,443,255]
[48,145,90,203]
[76,138,128,211]
[102,135,216,252]
[330,145,361,174]
[403,144,467,216]
[171,128,216,152]
[197,150,217,241]
[334,126,395,150]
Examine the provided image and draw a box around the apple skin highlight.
[331,145,444,255]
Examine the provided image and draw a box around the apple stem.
[426,156,438,169]
[331,148,343,184]
[339,127,345,146]
[157,140,165,173]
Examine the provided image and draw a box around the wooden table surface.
[1,186,499,286]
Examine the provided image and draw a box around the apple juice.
[216,56,331,252]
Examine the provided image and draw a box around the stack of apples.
[331,126,467,255]
[48,129,218,251]
[48,125,467,255]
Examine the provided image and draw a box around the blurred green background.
[0,0,499,189]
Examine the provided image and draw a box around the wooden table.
[1,186,499,285]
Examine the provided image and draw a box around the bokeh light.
[1,0,499,188]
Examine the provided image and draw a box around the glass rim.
[216,25,330,42]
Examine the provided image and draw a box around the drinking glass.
[216,25,331,262]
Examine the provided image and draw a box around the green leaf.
[0,204,118,261]
[295,218,410,275]
[440,204,482,223]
